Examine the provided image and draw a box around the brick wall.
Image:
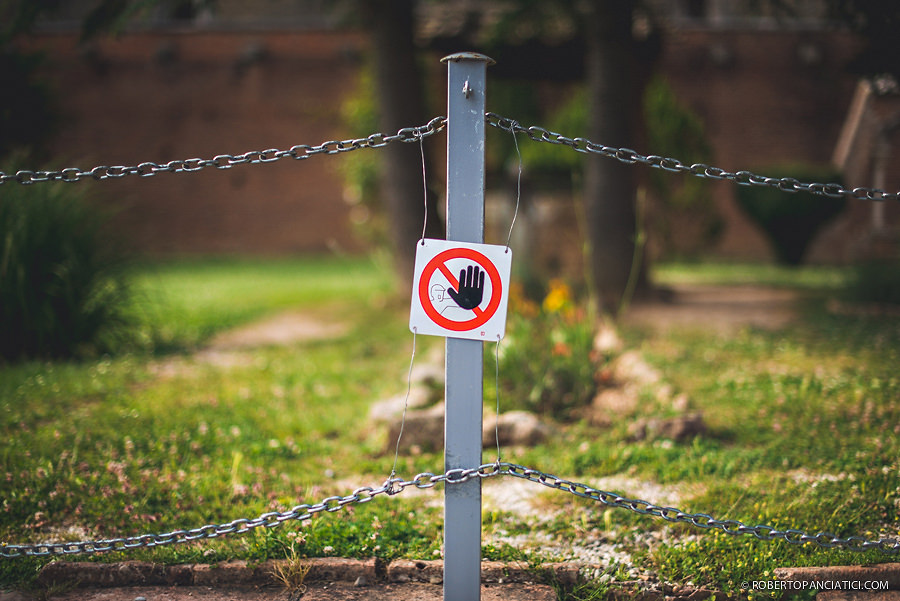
[16,27,894,264]
[22,30,367,256]
[660,27,868,262]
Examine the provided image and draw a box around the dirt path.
[149,309,350,377]
[625,284,799,333]
[206,311,349,350]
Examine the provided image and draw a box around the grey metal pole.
[441,51,493,601]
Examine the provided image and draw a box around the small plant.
[270,542,311,601]
[0,171,135,361]
[499,280,601,419]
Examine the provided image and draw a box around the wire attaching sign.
[410,239,512,341]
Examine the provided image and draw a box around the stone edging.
[36,558,578,589]
[34,558,718,598]
[35,560,900,600]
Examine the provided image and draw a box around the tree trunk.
[583,0,649,315]
[365,0,443,284]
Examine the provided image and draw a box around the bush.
[643,75,721,257]
[844,259,900,305]
[734,164,845,265]
[0,178,133,361]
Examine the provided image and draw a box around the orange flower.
[552,341,572,357]
[509,281,539,317]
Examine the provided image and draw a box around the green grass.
[612,287,900,598]
[653,261,849,290]
[128,255,395,351]
[2,258,899,600]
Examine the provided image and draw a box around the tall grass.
[0,180,132,361]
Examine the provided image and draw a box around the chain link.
[0,464,494,559]
[2,462,896,559]
[0,118,447,187]
[498,463,900,554]
[7,112,894,203]
[486,113,900,203]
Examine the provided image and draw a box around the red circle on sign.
[418,247,502,332]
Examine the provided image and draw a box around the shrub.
[643,74,721,257]
[0,178,133,361]
[844,259,900,305]
[734,164,845,265]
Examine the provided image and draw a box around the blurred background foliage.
[0,161,134,361]
[734,164,846,265]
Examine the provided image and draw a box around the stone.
[613,350,661,387]
[384,559,578,587]
[817,593,900,601]
[590,388,639,425]
[385,403,445,454]
[368,387,432,423]
[192,560,252,585]
[387,559,442,583]
[165,563,194,586]
[776,564,900,590]
[410,363,445,388]
[38,561,168,588]
[628,413,707,442]
[480,560,567,584]
[671,392,691,412]
[483,411,550,447]
[304,558,377,583]
[594,323,624,354]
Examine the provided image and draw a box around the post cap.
[441,52,496,66]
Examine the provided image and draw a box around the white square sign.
[409,239,512,341]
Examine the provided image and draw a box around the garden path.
[625,284,799,333]
[205,311,349,350]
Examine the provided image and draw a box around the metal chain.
[2,462,897,559]
[0,464,496,559]
[499,463,900,554]
[7,112,893,203]
[486,112,899,203]
[0,117,447,186]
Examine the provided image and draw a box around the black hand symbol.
[448,265,485,310]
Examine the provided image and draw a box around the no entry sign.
[409,239,512,340]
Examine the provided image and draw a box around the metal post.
[441,51,493,601]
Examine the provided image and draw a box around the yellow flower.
[543,279,572,314]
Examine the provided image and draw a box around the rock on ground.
[483,410,551,447]
[628,413,707,443]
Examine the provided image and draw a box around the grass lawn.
[1,258,898,600]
